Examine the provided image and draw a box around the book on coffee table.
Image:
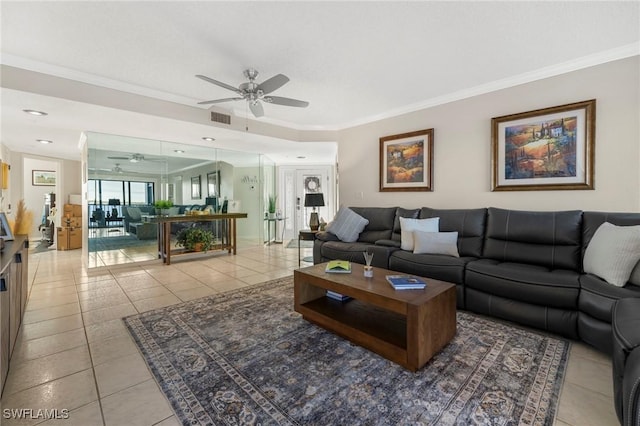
[325,260,351,273]
[386,275,426,290]
[326,290,352,302]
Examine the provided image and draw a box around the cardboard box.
[61,217,82,228]
[69,228,82,249]
[57,227,82,250]
[57,227,69,250]
[63,204,83,217]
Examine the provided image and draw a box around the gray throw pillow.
[583,222,640,287]
[325,207,369,243]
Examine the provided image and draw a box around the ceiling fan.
[107,153,165,163]
[196,68,309,118]
[89,163,136,174]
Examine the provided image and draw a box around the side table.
[298,230,318,266]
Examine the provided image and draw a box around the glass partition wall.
[86,132,271,268]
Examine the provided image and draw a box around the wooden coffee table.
[294,262,456,371]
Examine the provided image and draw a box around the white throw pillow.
[325,207,369,243]
[413,230,460,257]
[399,217,439,251]
[583,222,640,287]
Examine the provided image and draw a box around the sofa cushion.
[325,207,369,243]
[583,222,640,287]
[482,208,582,270]
[465,259,580,309]
[350,207,396,243]
[399,217,439,251]
[389,250,473,285]
[579,273,640,322]
[318,241,395,269]
[413,230,460,257]
[392,208,420,241]
[582,211,640,258]
[419,208,487,258]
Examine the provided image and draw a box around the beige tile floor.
[0,241,619,425]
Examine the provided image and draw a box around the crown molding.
[2,42,638,132]
[335,42,640,130]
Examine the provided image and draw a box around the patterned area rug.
[124,277,569,425]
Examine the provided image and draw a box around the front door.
[279,166,334,242]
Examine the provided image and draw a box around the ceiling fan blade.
[107,156,130,160]
[249,101,264,117]
[257,74,289,94]
[195,75,242,95]
[198,97,244,105]
[264,96,309,108]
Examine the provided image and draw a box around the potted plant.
[175,227,214,252]
[154,199,173,216]
[267,195,277,218]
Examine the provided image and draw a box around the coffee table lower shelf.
[294,265,456,372]
[297,297,409,367]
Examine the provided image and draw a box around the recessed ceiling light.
[202,137,215,142]
[297,156,306,159]
[37,139,53,144]
[174,150,184,153]
[23,109,48,116]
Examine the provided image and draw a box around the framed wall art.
[207,171,220,197]
[491,99,596,191]
[379,128,434,192]
[191,175,201,199]
[32,170,56,186]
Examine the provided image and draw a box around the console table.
[152,213,247,265]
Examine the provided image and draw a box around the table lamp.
[304,193,325,231]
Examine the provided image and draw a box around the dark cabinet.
[0,237,29,396]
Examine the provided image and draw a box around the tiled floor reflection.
[1,241,618,425]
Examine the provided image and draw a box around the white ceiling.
[1,1,638,163]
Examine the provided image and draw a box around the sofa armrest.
[622,348,640,426]
[613,298,640,424]
[315,231,340,242]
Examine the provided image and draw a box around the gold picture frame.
[379,128,434,192]
[491,99,596,191]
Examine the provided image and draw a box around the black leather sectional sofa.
[313,207,640,354]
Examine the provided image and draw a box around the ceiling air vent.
[211,112,231,125]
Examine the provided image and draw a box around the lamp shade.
[304,193,325,208]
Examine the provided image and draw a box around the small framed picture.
[32,170,56,186]
[380,128,434,192]
[191,175,201,199]
[0,212,14,240]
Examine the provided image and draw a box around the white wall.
[233,166,261,240]
[22,156,59,238]
[338,56,640,212]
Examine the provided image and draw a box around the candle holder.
[363,251,374,278]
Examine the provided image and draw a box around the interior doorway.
[279,166,335,242]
